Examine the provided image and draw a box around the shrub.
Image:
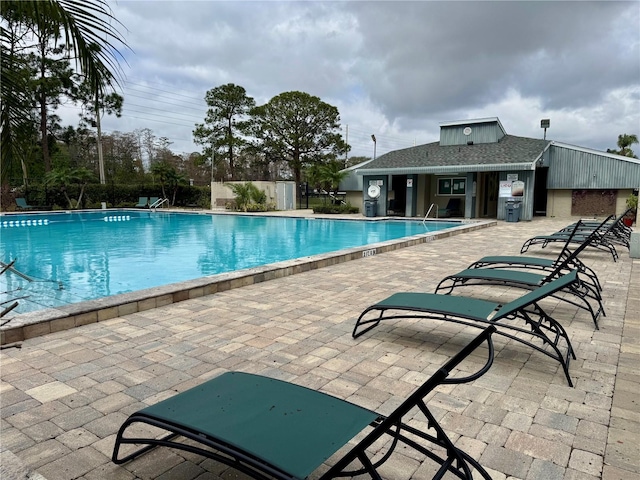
[312,203,359,214]
[228,182,272,212]
[17,183,211,210]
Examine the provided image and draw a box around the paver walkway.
[1,217,638,480]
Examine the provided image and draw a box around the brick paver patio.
[1,216,638,480]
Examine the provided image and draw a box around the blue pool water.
[0,210,459,314]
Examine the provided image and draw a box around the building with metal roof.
[349,117,639,221]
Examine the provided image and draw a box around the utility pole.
[95,93,105,184]
[344,124,349,167]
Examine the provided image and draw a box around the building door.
[478,172,498,217]
[533,168,548,216]
[389,175,407,215]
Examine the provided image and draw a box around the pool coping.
[0,215,496,345]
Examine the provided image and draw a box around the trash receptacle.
[364,199,377,217]
[505,202,521,222]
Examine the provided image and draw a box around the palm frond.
[1,0,130,183]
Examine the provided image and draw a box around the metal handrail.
[150,198,169,210]
[424,203,439,223]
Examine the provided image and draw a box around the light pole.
[541,119,550,140]
[371,134,377,160]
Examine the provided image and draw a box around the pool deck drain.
[1,212,494,345]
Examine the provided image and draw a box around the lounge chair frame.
[354,271,579,386]
[469,254,601,294]
[113,327,497,480]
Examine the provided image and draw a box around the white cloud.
[56,0,639,159]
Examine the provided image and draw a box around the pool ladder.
[423,203,439,224]
[150,198,169,211]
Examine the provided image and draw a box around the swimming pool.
[1,210,463,315]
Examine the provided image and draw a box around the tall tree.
[607,134,638,158]
[135,127,156,170]
[1,0,128,184]
[74,73,124,183]
[26,17,76,173]
[193,83,255,180]
[183,152,211,185]
[101,131,144,183]
[251,91,349,196]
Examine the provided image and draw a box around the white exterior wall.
[210,181,295,210]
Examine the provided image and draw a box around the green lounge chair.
[113,326,497,480]
[15,198,35,210]
[435,267,603,329]
[520,214,623,261]
[555,210,632,249]
[468,218,604,294]
[148,196,159,208]
[354,271,579,386]
[434,220,609,329]
[134,196,148,208]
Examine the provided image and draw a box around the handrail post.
[423,203,439,224]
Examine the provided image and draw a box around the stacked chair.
[520,210,633,261]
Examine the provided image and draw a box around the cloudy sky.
[58,0,640,159]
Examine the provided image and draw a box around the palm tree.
[228,182,253,212]
[44,166,96,208]
[1,0,128,183]
[616,134,638,158]
[228,182,266,212]
[164,168,187,206]
[150,162,175,201]
[320,161,349,204]
[304,164,324,193]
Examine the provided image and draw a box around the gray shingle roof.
[357,135,550,174]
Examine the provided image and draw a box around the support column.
[405,175,418,217]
